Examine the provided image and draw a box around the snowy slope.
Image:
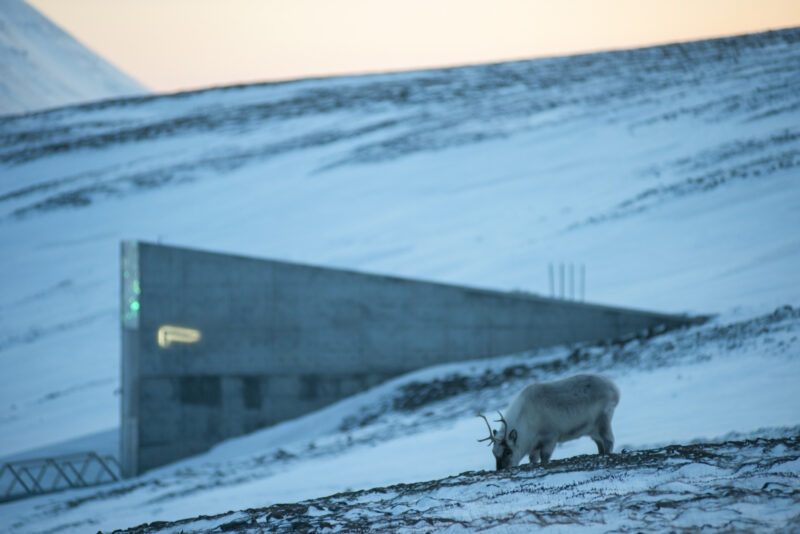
[0,0,147,116]
[0,28,799,533]
[116,436,800,533]
[1,305,799,532]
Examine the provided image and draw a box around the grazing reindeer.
[478,374,620,470]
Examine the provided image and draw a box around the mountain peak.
[0,0,148,116]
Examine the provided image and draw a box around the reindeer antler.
[495,411,508,442]
[476,414,495,445]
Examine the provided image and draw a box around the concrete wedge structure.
[120,241,698,476]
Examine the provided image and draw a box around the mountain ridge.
[0,0,147,116]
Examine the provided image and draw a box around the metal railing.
[0,452,121,503]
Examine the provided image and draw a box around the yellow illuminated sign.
[157,325,201,348]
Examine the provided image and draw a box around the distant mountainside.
[0,27,799,533]
[0,0,147,116]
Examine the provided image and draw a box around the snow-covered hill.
[2,305,799,532]
[0,0,147,116]
[0,27,799,533]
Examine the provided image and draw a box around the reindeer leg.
[538,439,557,466]
[596,413,614,454]
[591,437,606,455]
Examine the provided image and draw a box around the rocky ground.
[114,432,800,533]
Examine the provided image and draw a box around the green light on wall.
[122,241,140,329]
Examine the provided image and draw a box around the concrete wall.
[121,241,692,476]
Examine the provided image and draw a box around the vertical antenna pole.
[580,264,586,301]
[569,263,575,300]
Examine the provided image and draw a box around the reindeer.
[478,374,620,470]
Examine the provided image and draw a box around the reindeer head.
[478,411,518,470]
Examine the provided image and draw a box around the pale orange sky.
[27,0,800,93]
